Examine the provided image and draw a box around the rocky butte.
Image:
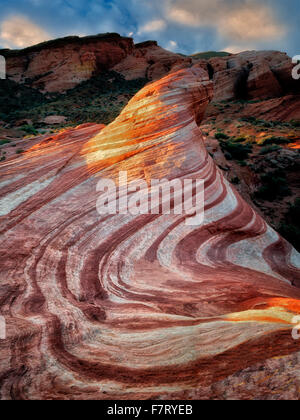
[1,34,298,105]
[0,64,299,399]
[0,34,191,93]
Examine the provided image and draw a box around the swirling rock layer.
[0,66,300,400]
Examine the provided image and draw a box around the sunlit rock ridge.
[0,65,300,400]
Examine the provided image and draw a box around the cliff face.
[201,50,299,102]
[113,40,192,81]
[1,34,189,93]
[1,34,298,103]
[0,66,299,399]
[1,34,134,93]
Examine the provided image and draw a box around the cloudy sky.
[0,0,299,56]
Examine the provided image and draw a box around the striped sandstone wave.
[0,66,299,400]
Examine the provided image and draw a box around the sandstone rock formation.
[2,33,298,108]
[41,116,67,125]
[239,94,300,121]
[1,35,189,93]
[0,66,300,400]
[1,34,134,93]
[113,40,192,81]
[201,50,299,102]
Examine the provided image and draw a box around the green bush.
[239,117,299,130]
[290,120,300,128]
[190,51,230,60]
[279,223,300,252]
[215,132,229,140]
[220,141,252,160]
[0,139,11,145]
[16,149,24,154]
[21,125,38,136]
[285,198,300,225]
[232,136,247,143]
[224,152,233,160]
[262,136,290,146]
[231,177,240,184]
[259,145,281,155]
[237,160,247,166]
[239,116,257,124]
[0,71,149,128]
[254,170,291,201]
[278,199,300,251]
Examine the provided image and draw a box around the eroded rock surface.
[1,35,189,93]
[1,34,134,92]
[0,67,300,400]
[3,34,297,103]
[204,50,299,102]
[113,40,192,81]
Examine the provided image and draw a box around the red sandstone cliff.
[1,35,190,93]
[113,40,192,81]
[1,34,298,105]
[197,50,299,102]
[1,34,134,92]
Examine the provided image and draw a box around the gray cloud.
[0,0,298,56]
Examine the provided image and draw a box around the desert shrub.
[235,99,248,105]
[259,120,273,128]
[220,140,252,160]
[231,177,240,184]
[248,100,261,104]
[290,120,300,128]
[215,132,229,140]
[279,224,300,252]
[224,152,233,160]
[232,136,247,143]
[285,198,300,225]
[16,149,24,154]
[262,136,290,146]
[259,145,281,155]
[254,170,291,201]
[0,139,11,145]
[237,160,247,166]
[191,51,230,60]
[0,71,149,127]
[21,125,38,136]
[239,117,298,129]
[240,116,257,124]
